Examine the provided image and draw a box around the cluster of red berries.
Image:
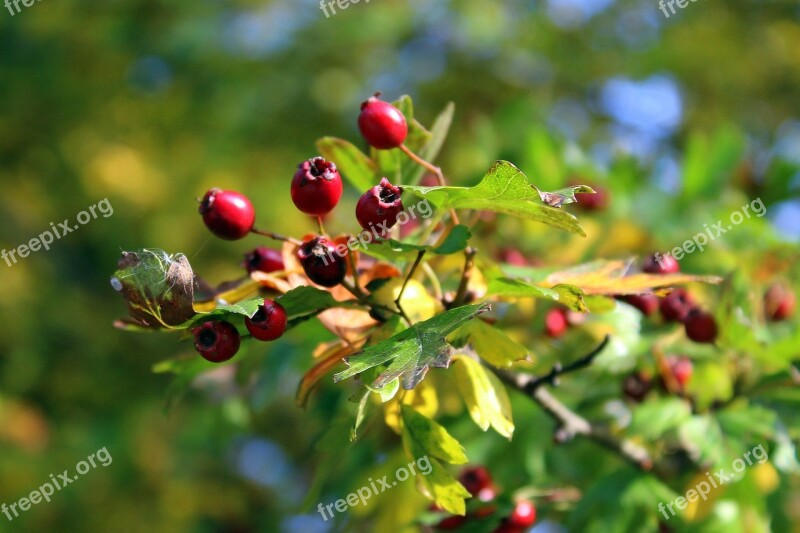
[620,253,718,344]
[623,355,693,402]
[434,466,536,532]
[190,94,413,362]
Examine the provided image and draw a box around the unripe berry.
[192,321,240,362]
[356,177,404,236]
[243,247,284,274]
[199,188,255,240]
[545,307,569,338]
[290,157,343,216]
[297,236,346,287]
[621,294,660,316]
[245,299,288,341]
[358,94,408,149]
[659,289,695,323]
[643,253,680,275]
[507,500,537,528]
[665,356,693,388]
[684,309,718,343]
[764,283,795,322]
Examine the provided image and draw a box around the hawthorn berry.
[684,309,718,343]
[243,246,284,274]
[507,500,537,528]
[665,356,693,388]
[290,157,343,216]
[764,283,795,322]
[574,183,610,211]
[621,294,660,316]
[245,299,288,341]
[297,236,346,287]
[622,371,653,403]
[435,514,466,530]
[356,178,405,236]
[192,320,241,363]
[659,289,695,323]
[643,253,680,275]
[199,188,255,240]
[458,466,494,497]
[545,307,569,338]
[358,94,408,149]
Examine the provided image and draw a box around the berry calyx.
[297,236,346,287]
[507,500,537,528]
[199,188,255,240]
[358,94,408,149]
[192,321,241,362]
[665,356,693,388]
[356,177,404,236]
[290,157,343,216]
[621,294,660,316]
[659,289,695,323]
[458,466,494,497]
[764,283,795,322]
[545,307,569,338]
[245,299,288,341]
[643,253,680,275]
[243,247,284,274]
[684,309,718,343]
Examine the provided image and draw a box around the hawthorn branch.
[493,336,654,472]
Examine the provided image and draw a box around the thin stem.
[251,228,303,246]
[395,250,426,325]
[452,247,477,307]
[316,216,326,236]
[346,249,364,298]
[421,261,443,301]
[399,143,460,225]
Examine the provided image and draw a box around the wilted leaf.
[533,184,595,208]
[453,356,514,438]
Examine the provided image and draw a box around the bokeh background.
[1,0,799,531]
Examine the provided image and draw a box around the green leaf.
[401,405,469,464]
[487,277,598,312]
[454,319,529,368]
[316,137,377,191]
[276,285,358,319]
[183,298,264,329]
[533,184,595,208]
[333,304,491,390]
[453,356,514,438]
[358,225,470,261]
[433,225,471,254]
[405,161,586,236]
[350,389,372,442]
[111,249,196,328]
[629,397,692,440]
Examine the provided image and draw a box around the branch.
[493,336,654,472]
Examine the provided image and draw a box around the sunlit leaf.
[316,137,378,191]
[453,355,514,438]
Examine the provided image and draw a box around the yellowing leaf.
[453,356,514,438]
[401,405,468,464]
[456,319,530,368]
[384,379,439,433]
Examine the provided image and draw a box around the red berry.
[290,157,343,216]
[192,321,240,362]
[507,500,537,528]
[500,248,528,267]
[643,253,680,275]
[764,283,795,322]
[355,177,404,236]
[297,236,346,287]
[358,94,408,149]
[243,247,284,274]
[458,466,493,497]
[492,521,524,533]
[659,289,695,323]
[545,308,569,338]
[622,371,653,402]
[665,356,693,388]
[574,184,610,211]
[245,299,287,341]
[621,294,660,316]
[435,515,466,530]
[199,188,255,240]
[684,309,718,343]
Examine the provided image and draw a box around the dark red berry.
[643,253,680,275]
[659,289,695,323]
[507,500,537,528]
[574,183,610,211]
[458,466,493,497]
[355,177,404,236]
[192,321,240,362]
[492,521,524,533]
[764,283,795,322]
[665,356,693,388]
[684,309,718,343]
[435,515,466,530]
[545,308,569,338]
[243,247,284,274]
[621,294,660,316]
[622,371,653,402]
[297,236,346,287]
[290,157,343,216]
[245,299,287,341]
[199,188,255,240]
[358,94,408,149]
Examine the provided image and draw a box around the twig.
[395,250,425,325]
[399,143,460,225]
[525,335,610,391]
[251,228,303,246]
[452,247,477,307]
